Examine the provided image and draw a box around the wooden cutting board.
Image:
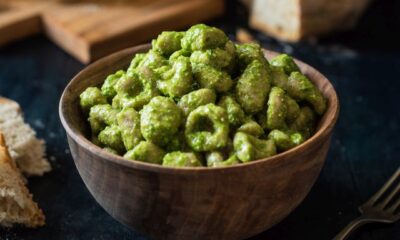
[0,0,224,63]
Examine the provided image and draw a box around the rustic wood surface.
[0,0,224,63]
[58,44,339,240]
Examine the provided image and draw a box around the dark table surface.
[1,0,399,239]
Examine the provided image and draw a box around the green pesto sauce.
[79,24,327,167]
[162,151,202,167]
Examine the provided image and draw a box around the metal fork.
[333,167,400,240]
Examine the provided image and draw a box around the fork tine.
[380,179,400,209]
[389,195,400,216]
[367,167,400,206]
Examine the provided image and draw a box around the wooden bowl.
[59,44,339,240]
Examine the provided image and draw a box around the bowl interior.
[59,44,339,172]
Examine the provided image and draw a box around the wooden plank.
[0,0,224,63]
[87,0,225,61]
[43,0,224,63]
[42,13,89,63]
[0,2,49,45]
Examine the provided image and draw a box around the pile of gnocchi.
[80,24,327,167]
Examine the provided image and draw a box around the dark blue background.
[1,0,399,239]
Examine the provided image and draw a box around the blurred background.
[0,0,399,239]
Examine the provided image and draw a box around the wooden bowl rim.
[59,44,339,174]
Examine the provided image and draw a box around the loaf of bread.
[0,97,51,176]
[0,133,45,227]
[250,0,371,41]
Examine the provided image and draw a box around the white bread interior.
[0,97,50,176]
[250,0,371,42]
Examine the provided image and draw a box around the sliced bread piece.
[0,97,50,176]
[250,0,371,42]
[0,133,45,227]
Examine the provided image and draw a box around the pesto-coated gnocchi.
[185,103,229,152]
[178,88,216,116]
[80,87,107,113]
[152,31,185,57]
[117,108,142,151]
[206,152,240,167]
[218,95,246,128]
[157,56,193,98]
[124,141,165,164]
[233,132,276,162]
[236,59,271,113]
[270,54,300,75]
[98,125,125,154]
[162,151,202,167]
[237,120,264,137]
[80,24,327,167]
[88,104,118,134]
[140,96,183,147]
[114,71,159,110]
[267,129,304,151]
[101,70,125,101]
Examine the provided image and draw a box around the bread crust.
[0,133,45,227]
[0,97,21,113]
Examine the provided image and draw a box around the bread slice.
[0,97,50,176]
[250,0,371,42]
[0,97,21,123]
[0,133,45,227]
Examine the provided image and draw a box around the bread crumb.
[236,28,257,44]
